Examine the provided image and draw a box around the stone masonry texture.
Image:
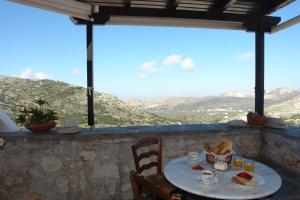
[0,124,299,200]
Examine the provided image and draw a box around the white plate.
[196,175,220,185]
[224,171,266,187]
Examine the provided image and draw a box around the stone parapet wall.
[261,128,300,174]
[0,124,298,200]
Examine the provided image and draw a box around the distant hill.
[220,90,251,98]
[126,97,199,109]
[265,95,300,125]
[0,76,176,127]
[1,75,299,127]
[127,96,260,124]
[265,87,300,101]
[126,88,300,125]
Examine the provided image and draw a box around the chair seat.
[146,174,176,196]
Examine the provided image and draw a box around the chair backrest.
[131,137,162,175]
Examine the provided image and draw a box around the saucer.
[196,175,219,185]
[224,171,266,187]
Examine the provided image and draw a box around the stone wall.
[0,124,298,200]
[261,128,300,174]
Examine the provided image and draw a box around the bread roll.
[211,139,233,155]
[220,139,233,154]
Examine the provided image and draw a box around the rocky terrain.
[1,75,299,127]
[126,87,300,125]
[0,75,175,127]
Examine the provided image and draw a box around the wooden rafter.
[124,0,131,7]
[260,0,295,15]
[166,0,178,10]
[90,6,280,23]
[209,0,237,14]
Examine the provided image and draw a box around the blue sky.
[0,1,299,100]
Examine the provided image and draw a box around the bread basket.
[204,151,234,164]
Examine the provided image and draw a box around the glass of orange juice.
[244,159,255,172]
[232,156,243,169]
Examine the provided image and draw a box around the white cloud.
[138,74,146,80]
[141,61,157,73]
[163,54,182,65]
[16,68,49,80]
[181,58,195,71]
[72,68,81,76]
[35,72,48,80]
[234,52,254,62]
[18,68,33,79]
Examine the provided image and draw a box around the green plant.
[16,98,58,125]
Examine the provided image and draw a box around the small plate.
[196,175,219,185]
[224,171,266,187]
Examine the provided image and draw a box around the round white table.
[164,156,282,200]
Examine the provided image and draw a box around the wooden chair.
[130,137,178,200]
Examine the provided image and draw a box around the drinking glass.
[232,156,243,169]
[198,149,204,161]
[244,159,255,172]
[188,152,199,165]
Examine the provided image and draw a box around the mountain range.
[1,75,300,127]
[0,75,175,127]
[126,87,300,125]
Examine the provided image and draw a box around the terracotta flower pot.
[26,122,56,134]
[247,114,266,127]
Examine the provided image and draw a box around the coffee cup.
[199,170,216,183]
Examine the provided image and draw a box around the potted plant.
[16,98,58,133]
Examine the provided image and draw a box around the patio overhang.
[10,0,297,32]
[8,0,299,127]
[9,0,92,20]
[72,7,281,32]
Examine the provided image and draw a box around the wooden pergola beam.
[74,6,281,32]
[86,22,95,128]
[92,6,252,22]
[124,0,131,7]
[255,22,265,116]
[166,0,178,10]
[209,0,237,15]
[260,0,294,15]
